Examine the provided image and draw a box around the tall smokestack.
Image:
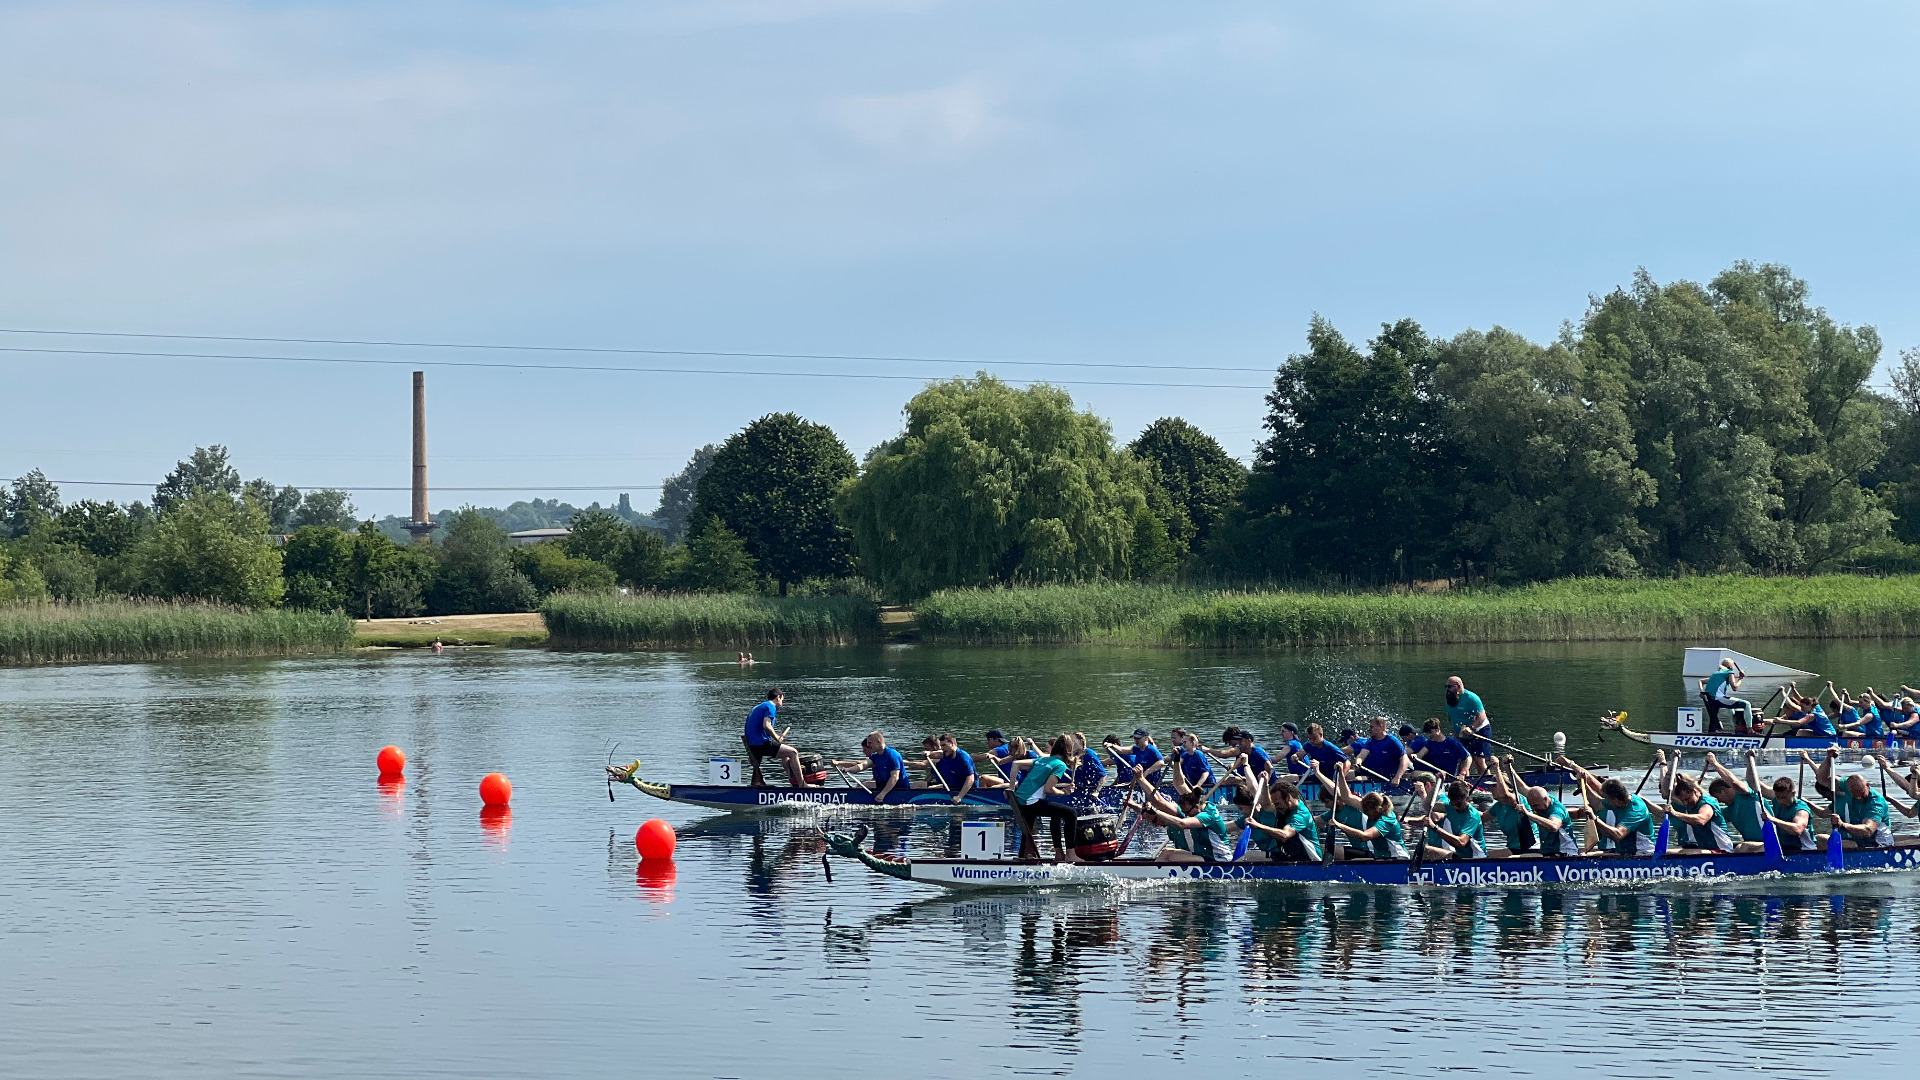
[405,371,438,544]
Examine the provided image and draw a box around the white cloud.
[826,76,1010,156]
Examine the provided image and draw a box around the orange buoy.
[376,745,407,776]
[479,772,512,807]
[635,818,677,860]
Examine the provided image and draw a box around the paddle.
[1318,765,1342,868]
[1114,793,1149,858]
[1232,774,1266,861]
[832,760,873,797]
[1477,733,1557,769]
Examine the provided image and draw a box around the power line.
[0,344,1270,390]
[0,326,1275,375]
[21,479,661,492]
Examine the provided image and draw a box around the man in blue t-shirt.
[1175,729,1215,791]
[1445,676,1493,775]
[1280,723,1307,776]
[742,688,810,789]
[1413,717,1470,779]
[1120,728,1166,783]
[928,732,977,805]
[832,731,911,802]
[1354,715,1409,786]
[1290,722,1348,776]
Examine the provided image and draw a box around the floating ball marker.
[479,772,513,807]
[636,818,677,861]
[376,745,407,776]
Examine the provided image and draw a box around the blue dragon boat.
[606,758,1573,813]
[823,826,1920,890]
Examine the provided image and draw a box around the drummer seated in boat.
[1659,755,1736,854]
[1421,781,1489,861]
[1809,748,1896,849]
[927,733,979,804]
[831,732,912,802]
[1243,780,1321,862]
[743,688,810,789]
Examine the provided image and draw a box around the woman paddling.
[1010,735,1080,862]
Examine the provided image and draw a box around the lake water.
[3,642,1916,1078]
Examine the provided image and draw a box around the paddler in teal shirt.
[1245,781,1321,862]
[1421,781,1488,860]
[1562,756,1656,855]
[1810,748,1895,849]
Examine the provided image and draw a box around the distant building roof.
[508,527,571,546]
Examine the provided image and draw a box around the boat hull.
[628,769,1574,813]
[1619,730,1919,754]
[884,843,1920,890]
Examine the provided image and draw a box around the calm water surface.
[3,642,1916,1078]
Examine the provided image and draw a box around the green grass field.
[914,575,1920,646]
[0,600,356,665]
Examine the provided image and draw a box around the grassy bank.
[542,592,881,649]
[0,600,357,665]
[915,576,1920,646]
[354,613,549,648]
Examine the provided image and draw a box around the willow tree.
[837,375,1153,599]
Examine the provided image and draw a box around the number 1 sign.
[960,821,1006,861]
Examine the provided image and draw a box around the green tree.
[694,414,857,594]
[154,446,241,514]
[1127,418,1246,559]
[560,509,629,562]
[655,444,718,544]
[511,542,618,597]
[676,517,759,592]
[1580,264,1887,572]
[134,491,285,607]
[244,479,304,533]
[343,522,435,619]
[291,489,359,531]
[837,375,1151,599]
[54,500,142,561]
[1218,318,1458,581]
[3,469,62,537]
[561,508,670,589]
[282,526,355,610]
[1430,327,1653,580]
[427,510,536,614]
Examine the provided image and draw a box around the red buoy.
[636,818,677,860]
[479,772,512,807]
[376,745,407,776]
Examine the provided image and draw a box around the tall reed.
[915,575,1920,646]
[542,592,881,649]
[0,600,357,665]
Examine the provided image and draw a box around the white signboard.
[709,757,745,786]
[1677,707,1702,734]
[960,821,1006,861]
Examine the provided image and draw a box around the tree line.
[5,261,1915,612]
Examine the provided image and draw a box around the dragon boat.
[1601,713,1919,757]
[822,824,1920,891]
[604,759,1574,813]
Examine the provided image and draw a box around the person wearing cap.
[1119,728,1166,782]
[1280,723,1307,776]
[1352,715,1409,787]
[984,729,1029,784]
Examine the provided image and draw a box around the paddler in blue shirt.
[1113,728,1166,783]
[831,731,911,802]
[1173,729,1217,795]
[928,733,978,805]
[1070,732,1108,800]
[1445,676,1493,776]
[1775,683,1836,738]
[742,687,810,789]
[1212,727,1275,808]
[1289,722,1348,777]
[984,728,1031,782]
[1412,717,1470,780]
[1279,722,1307,776]
[1353,715,1410,787]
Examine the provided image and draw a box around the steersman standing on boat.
[744,687,810,789]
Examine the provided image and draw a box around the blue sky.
[3,2,1916,518]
